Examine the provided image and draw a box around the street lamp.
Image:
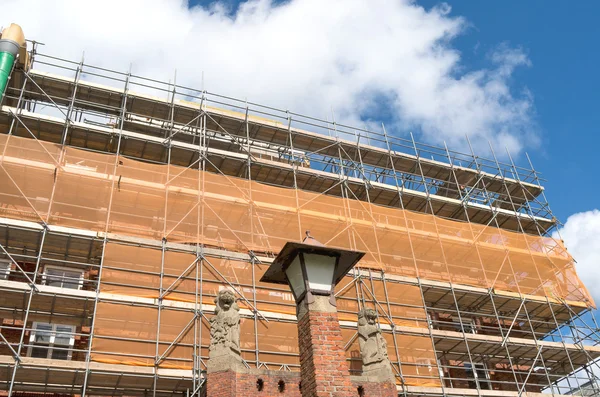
[260,231,365,305]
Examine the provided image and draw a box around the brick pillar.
[297,295,354,397]
[207,370,236,397]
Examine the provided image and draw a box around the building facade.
[0,28,599,396]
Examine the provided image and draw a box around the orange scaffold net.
[0,133,593,386]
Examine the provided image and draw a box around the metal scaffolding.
[0,46,598,397]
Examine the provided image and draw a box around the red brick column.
[376,382,397,397]
[351,380,397,397]
[206,370,302,396]
[207,370,236,397]
[297,296,354,397]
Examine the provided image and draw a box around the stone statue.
[357,308,394,380]
[209,289,241,365]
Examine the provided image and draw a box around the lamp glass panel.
[284,255,306,299]
[303,253,336,292]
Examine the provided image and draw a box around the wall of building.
[206,370,397,397]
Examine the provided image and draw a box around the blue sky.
[416,0,600,223]
[189,0,600,222]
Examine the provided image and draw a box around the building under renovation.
[0,24,599,397]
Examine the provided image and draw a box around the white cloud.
[2,0,536,154]
[553,210,600,304]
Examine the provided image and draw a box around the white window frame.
[452,316,476,334]
[0,259,10,280]
[416,357,433,373]
[42,265,84,290]
[464,362,491,389]
[27,322,76,360]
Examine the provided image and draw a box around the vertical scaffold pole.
[7,226,46,397]
[81,63,131,397]
[410,132,483,395]
[442,141,522,391]
[381,124,445,392]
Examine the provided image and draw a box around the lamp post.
[261,231,365,397]
[261,231,364,307]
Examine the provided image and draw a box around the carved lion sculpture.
[357,308,390,369]
[209,289,241,359]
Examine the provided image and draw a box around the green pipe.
[0,51,15,99]
[0,23,25,103]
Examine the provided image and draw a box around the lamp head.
[260,232,364,304]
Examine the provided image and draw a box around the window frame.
[27,322,76,361]
[452,315,476,334]
[0,259,10,280]
[464,362,491,390]
[42,265,84,290]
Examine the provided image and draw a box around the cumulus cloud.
[2,0,536,153]
[553,210,600,304]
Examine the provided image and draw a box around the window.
[453,316,477,334]
[43,266,84,290]
[28,322,75,360]
[0,259,10,280]
[464,363,490,390]
[416,358,434,375]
